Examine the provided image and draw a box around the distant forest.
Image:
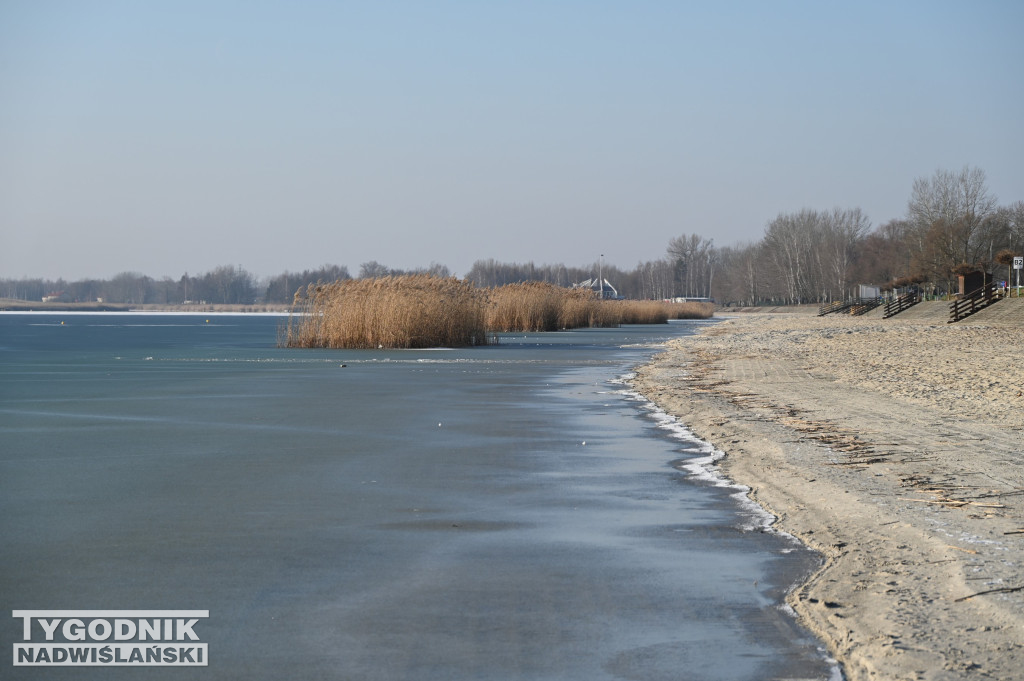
[3,167,1022,306]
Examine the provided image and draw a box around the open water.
[0,313,836,680]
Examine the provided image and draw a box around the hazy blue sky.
[2,1,1022,281]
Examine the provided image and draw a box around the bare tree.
[763,210,818,304]
[906,166,998,276]
[821,207,871,299]
[419,262,451,278]
[264,264,351,303]
[988,201,1024,254]
[712,242,762,306]
[852,219,913,287]
[358,261,393,279]
[1009,201,1024,250]
[107,272,151,304]
[667,233,715,298]
[633,259,675,300]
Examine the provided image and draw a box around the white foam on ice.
[611,372,793,537]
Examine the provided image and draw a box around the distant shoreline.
[1,297,722,318]
[0,299,291,314]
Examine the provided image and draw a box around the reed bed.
[560,288,611,328]
[605,299,671,325]
[283,276,490,349]
[667,301,716,320]
[483,282,629,331]
[284,276,715,348]
[485,282,566,332]
[593,300,714,324]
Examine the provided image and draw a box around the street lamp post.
[599,254,604,300]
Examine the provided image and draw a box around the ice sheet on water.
[611,372,790,536]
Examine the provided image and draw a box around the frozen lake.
[0,313,834,679]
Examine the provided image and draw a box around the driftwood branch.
[955,585,1024,603]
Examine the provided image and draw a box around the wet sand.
[633,303,1024,681]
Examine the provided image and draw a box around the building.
[574,278,620,300]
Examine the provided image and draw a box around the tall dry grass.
[595,300,714,324]
[484,282,627,331]
[606,300,670,325]
[485,282,565,332]
[667,301,716,320]
[284,276,715,348]
[283,276,490,349]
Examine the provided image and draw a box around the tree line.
[4,166,1020,306]
[2,257,679,306]
[462,259,680,300]
[0,262,453,306]
[467,167,1022,305]
[713,167,1023,305]
[1,265,331,306]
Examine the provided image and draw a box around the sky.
[1,1,1022,281]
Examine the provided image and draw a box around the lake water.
[0,313,836,680]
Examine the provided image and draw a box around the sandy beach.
[633,301,1024,681]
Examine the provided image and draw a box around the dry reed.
[667,301,716,320]
[485,282,565,332]
[284,276,715,348]
[284,276,490,349]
